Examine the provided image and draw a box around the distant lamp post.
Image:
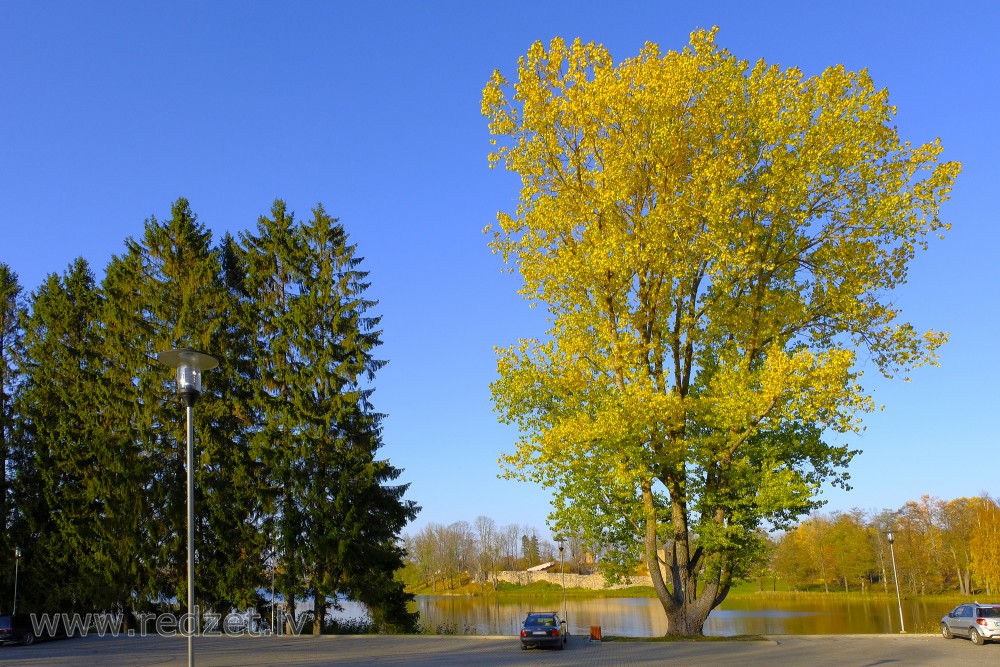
[158,348,218,667]
[270,548,277,635]
[13,547,21,616]
[558,540,567,629]
[886,531,905,633]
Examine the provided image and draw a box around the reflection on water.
[412,594,947,637]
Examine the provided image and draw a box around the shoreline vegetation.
[406,580,967,635]
[406,579,977,606]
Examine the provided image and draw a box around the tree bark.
[285,596,297,635]
[643,480,725,635]
[312,591,323,635]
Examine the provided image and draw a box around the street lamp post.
[558,540,566,629]
[270,548,277,635]
[13,547,21,616]
[886,531,905,633]
[158,348,218,667]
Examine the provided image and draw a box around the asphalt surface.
[1,633,998,666]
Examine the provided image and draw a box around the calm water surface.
[411,594,948,636]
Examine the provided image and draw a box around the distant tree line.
[0,198,418,632]
[769,495,1000,596]
[401,494,1000,598]
[401,517,595,591]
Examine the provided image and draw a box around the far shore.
[407,578,973,605]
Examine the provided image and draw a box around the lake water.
[411,594,950,636]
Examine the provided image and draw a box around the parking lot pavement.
[1,633,999,666]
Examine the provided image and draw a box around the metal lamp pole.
[558,540,566,627]
[886,531,905,633]
[270,549,276,635]
[158,348,218,667]
[13,547,20,616]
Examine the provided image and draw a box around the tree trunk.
[643,481,727,636]
[818,556,829,593]
[285,596,297,635]
[664,601,714,635]
[312,592,323,635]
[950,548,968,595]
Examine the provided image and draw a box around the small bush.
[327,617,375,635]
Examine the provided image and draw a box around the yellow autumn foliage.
[483,28,959,634]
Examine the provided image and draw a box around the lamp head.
[887,531,894,544]
[157,348,219,405]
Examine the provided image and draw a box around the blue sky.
[2,1,997,540]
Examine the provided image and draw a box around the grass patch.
[726,589,973,603]
[409,579,661,599]
[408,577,980,606]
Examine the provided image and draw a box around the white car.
[941,603,1000,645]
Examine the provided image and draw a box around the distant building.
[526,561,556,572]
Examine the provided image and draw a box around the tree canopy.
[482,28,959,634]
[0,199,417,633]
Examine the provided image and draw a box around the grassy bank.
[408,578,977,607]
[408,579,658,598]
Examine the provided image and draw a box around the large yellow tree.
[970,495,1000,595]
[482,28,959,635]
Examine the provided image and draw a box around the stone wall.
[495,570,653,589]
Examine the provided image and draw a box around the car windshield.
[979,607,1000,618]
[526,615,556,626]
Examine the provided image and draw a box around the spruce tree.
[240,201,418,633]
[15,259,112,611]
[0,263,25,612]
[101,198,230,613]
[99,241,164,617]
[196,233,268,612]
[239,199,308,627]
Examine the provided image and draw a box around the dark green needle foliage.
[100,198,228,612]
[0,198,418,631]
[240,201,418,633]
[14,259,115,611]
[0,264,25,611]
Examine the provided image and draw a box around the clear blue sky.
[2,1,997,540]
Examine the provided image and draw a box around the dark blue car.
[0,615,39,645]
[519,611,567,650]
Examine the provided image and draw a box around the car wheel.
[21,632,35,646]
[970,628,984,645]
[941,623,953,639]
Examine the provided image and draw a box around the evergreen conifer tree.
[101,199,228,612]
[0,263,25,611]
[240,201,418,633]
[196,233,269,612]
[1,199,418,626]
[15,259,112,611]
[239,199,308,627]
